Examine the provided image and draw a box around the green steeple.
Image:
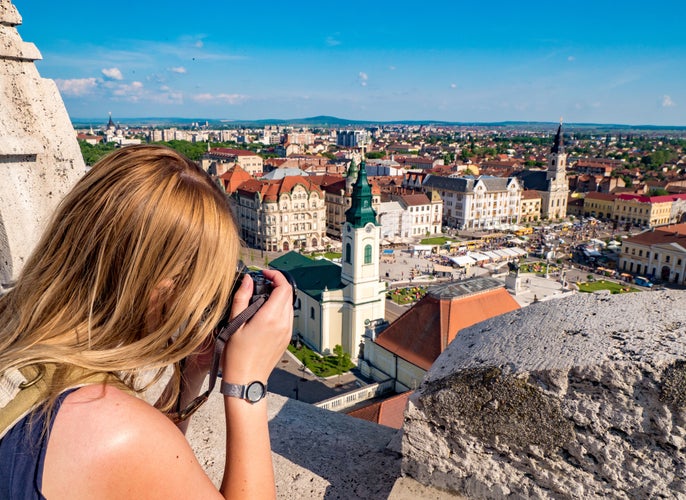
[345,161,377,228]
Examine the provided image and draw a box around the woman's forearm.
[220,397,275,499]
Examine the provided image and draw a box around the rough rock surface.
[187,388,404,499]
[0,0,85,289]
[401,290,686,499]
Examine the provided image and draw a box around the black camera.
[215,267,298,335]
[239,269,298,307]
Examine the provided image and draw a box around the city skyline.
[11,0,686,126]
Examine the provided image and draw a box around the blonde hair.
[0,145,240,411]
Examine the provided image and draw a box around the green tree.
[365,151,386,159]
[78,140,116,166]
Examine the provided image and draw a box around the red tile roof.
[209,147,257,157]
[521,190,541,200]
[585,192,616,201]
[400,193,431,206]
[218,164,252,193]
[625,223,686,246]
[347,391,411,429]
[375,286,520,370]
[617,193,686,203]
[236,175,323,202]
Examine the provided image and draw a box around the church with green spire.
[270,161,386,360]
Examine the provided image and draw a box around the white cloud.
[195,40,204,48]
[55,77,98,96]
[192,93,247,105]
[662,95,676,107]
[101,67,124,80]
[389,66,396,71]
[450,83,457,89]
[169,66,187,74]
[326,36,341,47]
[359,72,368,87]
[112,81,144,101]
[567,55,575,62]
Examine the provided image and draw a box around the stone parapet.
[187,389,405,499]
[401,290,686,498]
[0,0,21,27]
[0,0,84,288]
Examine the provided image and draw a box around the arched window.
[364,244,372,264]
[345,243,351,263]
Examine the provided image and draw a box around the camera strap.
[168,296,267,423]
[207,296,267,389]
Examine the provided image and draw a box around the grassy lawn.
[576,280,638,294]
[287,344,355,378]
[386,286,428,305]
[519,261,560,274]
[309,252,342,260]
[420,237,451,245]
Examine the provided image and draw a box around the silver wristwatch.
[220,380,267,403]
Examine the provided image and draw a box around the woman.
[0,145,293,499]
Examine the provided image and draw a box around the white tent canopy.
[467,252,490,262]
[449,255,476,267]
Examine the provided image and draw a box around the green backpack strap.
[0,364,114,439]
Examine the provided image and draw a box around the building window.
[310,307,315,320]
[345,243,351,264]
[364,244,372,264]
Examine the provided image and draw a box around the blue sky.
[11,0,686,125]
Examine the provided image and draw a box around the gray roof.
[423,175,516,193]
[427,276,504,300]
[262,167,309,180]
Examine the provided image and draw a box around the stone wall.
[401,290,686,499]
[0,0,85,288]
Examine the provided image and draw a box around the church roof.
[345,162,377,228]
[269,251,343,300]
[516,170,548,191]
[551,124,565,154]
[374,278,520,370]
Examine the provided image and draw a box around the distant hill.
[72,116,686,132]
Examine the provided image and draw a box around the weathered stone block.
[401,291,686,499]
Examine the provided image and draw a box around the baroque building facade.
[422,175,522,230]
[231,176,326,251]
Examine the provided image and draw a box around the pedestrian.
[0,146,293,499]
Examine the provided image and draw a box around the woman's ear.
[145,278,176,333]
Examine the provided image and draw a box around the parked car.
[634,276,653,288]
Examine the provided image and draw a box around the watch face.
[365,224,372,233]
[246,381,266,403]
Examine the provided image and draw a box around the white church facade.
[270,162,386,360]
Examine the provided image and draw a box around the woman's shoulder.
[43,383,221,499]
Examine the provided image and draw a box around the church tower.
[341,162,386,359]
[544,123,569,220]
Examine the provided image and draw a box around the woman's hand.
[221,270,294,385]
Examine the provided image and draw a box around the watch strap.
[219,380,246,399]
[220,380,267,403]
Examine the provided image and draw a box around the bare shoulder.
[43,384,221,500]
